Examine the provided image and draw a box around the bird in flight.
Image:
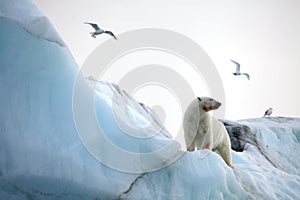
[84,22,117,39]
[263,107,273,117]
[230,59,250,80]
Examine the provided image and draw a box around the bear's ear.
[197,97,201,102]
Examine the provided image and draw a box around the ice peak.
[0,0,65,47]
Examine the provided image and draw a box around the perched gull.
[84,22,117,39]
[230,60,250,80]
[263,107,273,117]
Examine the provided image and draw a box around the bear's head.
[197,97,221,112]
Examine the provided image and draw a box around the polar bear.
[183,97,234,168]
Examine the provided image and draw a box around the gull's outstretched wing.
[242,73,250,80]
[104,31,118,40]
[230,59,241,73]
[84,22,100,31]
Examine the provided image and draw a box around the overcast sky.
[33,0,300,124]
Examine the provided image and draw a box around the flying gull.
[230,60,250,80]
[84,22,117,39]
[263,107,273,117]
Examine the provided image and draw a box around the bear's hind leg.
[187,141,195,151]
[216,144,234,169]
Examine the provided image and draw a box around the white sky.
[33,0,300,123]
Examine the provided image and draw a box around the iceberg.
[0,0,299,199]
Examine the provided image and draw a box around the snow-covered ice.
[0,0,300,199]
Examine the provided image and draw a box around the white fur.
[183,97,234,168]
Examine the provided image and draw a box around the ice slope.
[224,118,300,199]
[1,0,300,199]
[238,117,300,175]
